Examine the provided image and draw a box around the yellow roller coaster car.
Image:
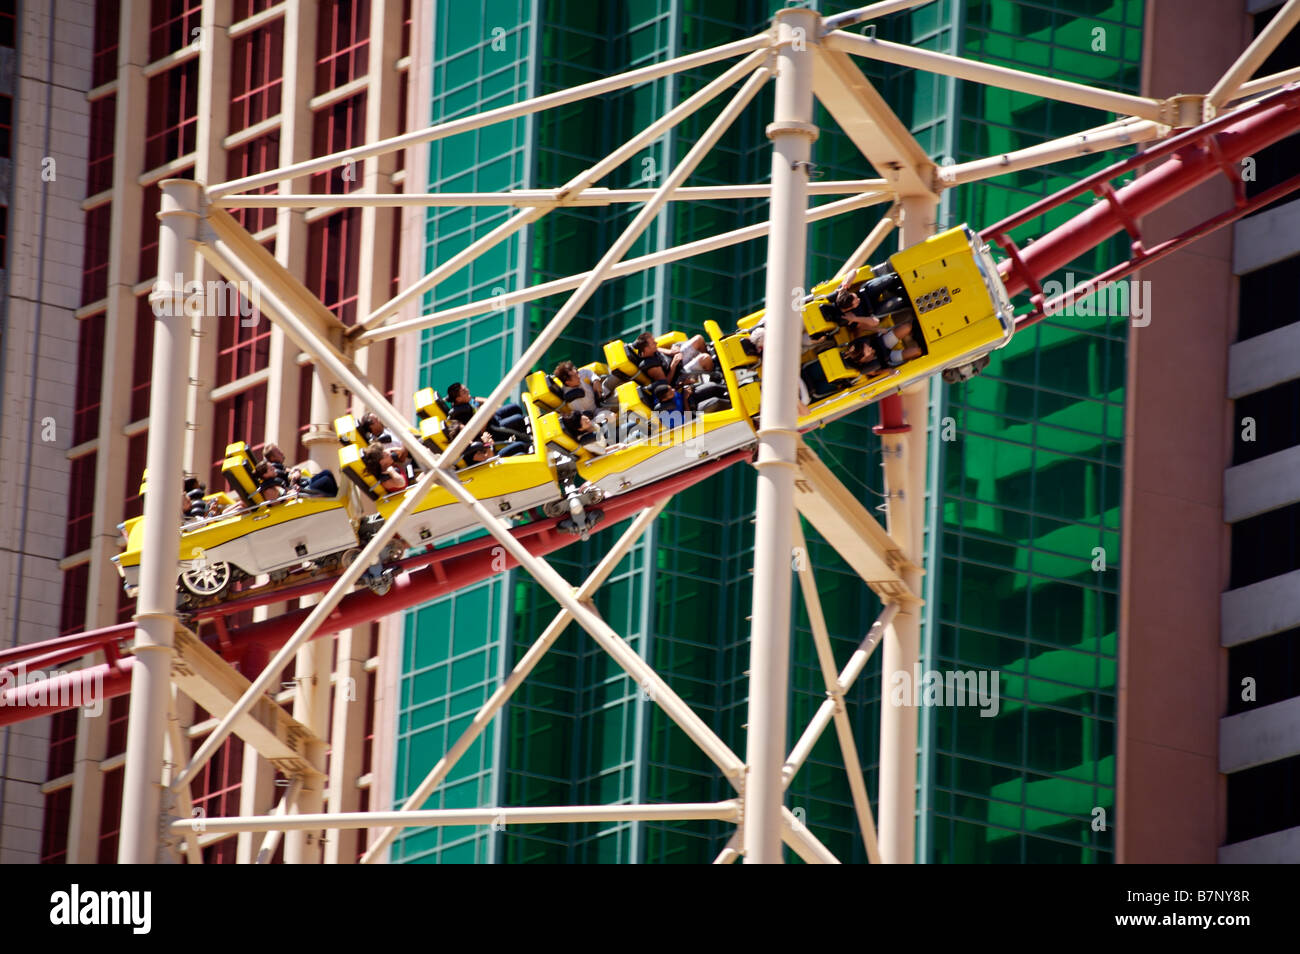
[112,225,1013,606]
[112,445,371,605]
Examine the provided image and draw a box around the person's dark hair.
[263,442,284,462]
[634,332,656,353]
[358,413,383,437]
[443,420,463,440]
[463,441,489,464]
[651,381,673,403]
[553,360,576,380]
[562,410,585,436]
[254,460,273,481]
[834,288,858,311]
[446,382,466,402]
[361,442,387,471]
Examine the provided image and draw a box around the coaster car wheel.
[179,559,232,599]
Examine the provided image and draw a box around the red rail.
[981,84,1300,324]
[0,451,748,726]
[16,88,1300,729]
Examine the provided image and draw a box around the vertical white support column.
[743,7,817,865]
[877,195,936,864]
[118,179,202,864]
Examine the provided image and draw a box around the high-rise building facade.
[387,0,1151,864]
[4,0,1292,864]
[10,0,409,864]
[1121,0,1300,863]
[918,0,1143,863]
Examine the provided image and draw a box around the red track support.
[0,451,748,726]
[983,85,1300,300]
[17,88,1300,733]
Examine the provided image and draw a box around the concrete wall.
[1117,0,1246,864]
[0,0,94,864]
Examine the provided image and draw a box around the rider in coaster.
[562,410,623,456]
[651,380,697,432]
[264,442,339,497]
[633,332,675,384]
[843,318,922,375]
[554,360,611,423]
[361,442,409,494]
[669,334,715,381]
[446,382,529,442]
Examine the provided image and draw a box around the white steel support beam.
[716,602,898,863]
[359,189,892,345]
[943,118,1165,186]
[169,627,325,780]
[1232,64,1300,102]
[821,0,939,33]
[812,47,937,199]
[826,31,1165,122]
[164,693,202,865]
[215,180,892,209]
[118,179,202,864]
[357,48,771,330]
[782,808,842,864]
[174,802,742,835]
[184,64,769,796]
[361,502,668,864]
[208,34,770,198]
[836,203,899,282]
[254,777,303,864]
[429,468,747,781]
[791,520,882,864]
[784,603,899,784]
[1208,0,1300,109]
[745,6,819,865]
[877,195,937,863]
[791,440,914,603]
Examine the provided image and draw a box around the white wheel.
[179,559,232,598]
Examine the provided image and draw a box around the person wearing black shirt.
[445,382,529,441]
[633,332,674,383]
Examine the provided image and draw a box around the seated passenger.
[357,413,395,445]
[651,381,695,431]
[182,476,215,521]
[361,442,408,494]
[487,431,529,458]
[446,382,529,441]
[668,334,715,380]
[462,441,493,467]
[844,320,922,375]
[554,361,606,417]
[264,442,339,497]
[836,272,908,320]
[633,332,674,383]
[562,411,623,456]
[743,320,812,357]
[831,286,881,337]
[353,417,415,477]
[253,460,291,502]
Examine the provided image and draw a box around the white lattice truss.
[119,0,1300,863]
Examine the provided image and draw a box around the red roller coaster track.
[8,86,1300,729]
[0,451,748,726]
